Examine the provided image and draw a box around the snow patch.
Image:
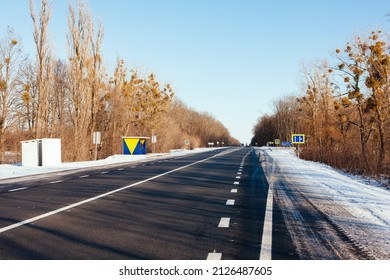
[0,148,223,180]
[258,147,390,259]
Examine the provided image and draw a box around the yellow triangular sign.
[140,139,145,150]
[125,138,139,154]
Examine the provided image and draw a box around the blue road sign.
[282,141,293,147]
[291,134,305,144]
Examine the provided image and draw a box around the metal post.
[93,132,101,160]
[95,143,98,161]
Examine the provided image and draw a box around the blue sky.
[1,0,389,143]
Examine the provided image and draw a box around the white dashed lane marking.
[207,251,222,260]
[226,199,235,206]
[218,217,230,228]
[50,180,64,184]
[8,187,28,193]
[0,151,232,235]
[208,150,250,260]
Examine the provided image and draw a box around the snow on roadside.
[258,147,390,259]
[0,155,145,180]
[0,148,219,180]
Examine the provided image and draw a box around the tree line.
[251,30,390,178]
[0,0,239,163]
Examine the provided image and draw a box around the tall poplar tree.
[29,0,53,138]
[67,0,104,160]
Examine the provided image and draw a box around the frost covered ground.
[258,147,390,259]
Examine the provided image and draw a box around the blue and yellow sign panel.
[291,134,305,144]
[122,137,150,155]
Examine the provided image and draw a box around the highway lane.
[0,147,281,259]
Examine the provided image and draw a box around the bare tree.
[298,61,336,162]
[66,0,104,160]
[106,57,127,155]
[364,31,390,173]
[87,17,105,140]
[334,38,374,173]
[167,98,237,148]
[50,59,70,138]
[0,28,24,163]
[19,61,37,133]
[29,0,53,138]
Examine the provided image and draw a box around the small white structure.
[21,138,61,167]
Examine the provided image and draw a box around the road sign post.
[93,132,101,160]
[291,134,305,157]
[151,135,157,153]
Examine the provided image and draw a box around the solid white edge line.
[259,187,273,260]
[0,149,236,234]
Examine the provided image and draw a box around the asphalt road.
[0,147,279,259]
[0,147,367,260]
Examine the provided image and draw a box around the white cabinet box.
[21,138,61,167]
